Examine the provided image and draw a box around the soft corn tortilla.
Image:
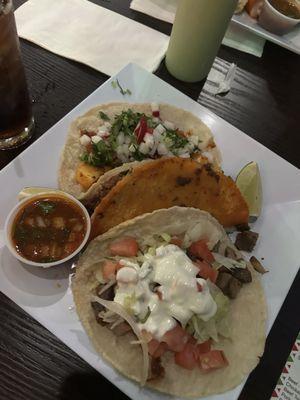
[58,102,220,207]
[90,156,249,239]
[72,207,266,398]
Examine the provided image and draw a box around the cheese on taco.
[72,207,266,398]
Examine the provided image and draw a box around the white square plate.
[0,63,299,400]
[232,12,300,54]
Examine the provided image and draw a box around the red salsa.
[12,196,87,263]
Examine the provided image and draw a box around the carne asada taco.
[58,102,220,208]
[90,156,249,239]
[72,207,266,398]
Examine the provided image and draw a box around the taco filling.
[77,103,214,190]
[91,231,253,383]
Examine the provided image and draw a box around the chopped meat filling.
[148,357,165,381]
[235,231,259,252]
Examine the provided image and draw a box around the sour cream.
[113,244,217,341]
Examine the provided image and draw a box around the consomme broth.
[12,196,87,263]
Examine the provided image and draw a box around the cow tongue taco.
[58,103,220,208]
[72,207,266,398]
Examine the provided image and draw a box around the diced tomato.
[109,237,139,257]
[198,350,228,372]
[174,342,198,370]
[188,240,215,263]
[170,236,183,248]
[134,116,148,144]
[197,282,203,292]
[148,340,167,358]
[196,340,211,355]
[195,260,218,283]
[152,110,160,117]
[102,260,119,280]
[147,127,154,134]
[148,339,160,356]
[162,325,190,352]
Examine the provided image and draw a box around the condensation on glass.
[0,0,34,150]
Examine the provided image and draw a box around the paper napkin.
[130,0,266,57]
[15,0,169,76]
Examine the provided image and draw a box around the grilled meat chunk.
[235,231,258,252]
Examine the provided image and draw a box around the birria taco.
[58,103,220,208]
[90,156,249,239]
[72,207,266,398]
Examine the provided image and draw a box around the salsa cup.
[4,191,91,268]
[258,0,300,35]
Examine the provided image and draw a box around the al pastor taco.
[58,103,220,208]
[72,207,266,398]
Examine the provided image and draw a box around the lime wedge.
[236,162,262,222]
[18,187,64,201]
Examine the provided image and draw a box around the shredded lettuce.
[186,284,230,343]
[123,293,137,315]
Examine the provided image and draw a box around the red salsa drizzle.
[12,196,87,263]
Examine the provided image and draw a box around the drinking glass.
[0,0,34,150]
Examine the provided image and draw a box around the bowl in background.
[258,0,300,35]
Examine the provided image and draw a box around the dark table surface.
[1,1,299,399]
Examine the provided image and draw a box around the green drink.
[166,0,238,83]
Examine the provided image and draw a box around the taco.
[72,207,266,398]
[58,102,221,208]
[90,156,249,239]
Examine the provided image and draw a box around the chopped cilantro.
[80,109,191,167]
[81,141,115,167]
[38,202,55,214]
[111,79,132,96]
[164,129,189,153]
[99,111,110,121]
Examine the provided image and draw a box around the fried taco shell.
[72,207,266,398]
[90,157,249,239]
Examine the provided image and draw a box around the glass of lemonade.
[166,0,238,83]
[0,0,34,150]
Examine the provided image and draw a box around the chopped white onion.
[144,133,154,147]
[117,132,125,145]
[92,136,102,144]
[157,143,168,155]
[92,296,149,385]
[129,144,136,153]
[97,126,107,134]
[154,124,166,135]
[80,134,91,146]
[139,142,150,155]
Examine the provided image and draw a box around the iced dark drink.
[0,0,34,149]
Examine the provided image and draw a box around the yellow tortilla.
[72,207,266,398]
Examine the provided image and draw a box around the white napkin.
[15,0,169,76]
[130,0,266,57]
